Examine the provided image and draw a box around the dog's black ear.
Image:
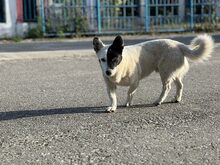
[93,37,104,52]
[112,35,124,50]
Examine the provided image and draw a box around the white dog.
[93,34,214,112]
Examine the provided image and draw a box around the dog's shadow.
[0,106,105,121]
[0,102,176,121]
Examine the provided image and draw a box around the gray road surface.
[1,34,220,52]
[0,36,219,164]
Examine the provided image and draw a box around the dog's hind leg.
[125,83,139,107]
[173,77,183,103]
[155,79,172,106]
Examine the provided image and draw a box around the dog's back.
[122,39,186,79]
[123,35,214,80]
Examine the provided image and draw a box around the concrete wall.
[0,0,37,38]
[0,0,17,38]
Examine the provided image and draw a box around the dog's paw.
[171,99,181,103]
[174,100,180,103]
[153,102,161,106]
[106,106,116,113]
[125,102,131,107]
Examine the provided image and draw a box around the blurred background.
[0,0,220,38]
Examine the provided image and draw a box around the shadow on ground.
[0,103,159,121]
[0,106,106,121]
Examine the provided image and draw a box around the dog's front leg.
[125,83,139,107]
[105,79,117,112]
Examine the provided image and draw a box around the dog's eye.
[101,58,106,62]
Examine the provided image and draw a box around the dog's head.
[93,36,124,77]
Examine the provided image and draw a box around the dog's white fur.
[93,34,214,112]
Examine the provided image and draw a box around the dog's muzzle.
[106,70,112,76]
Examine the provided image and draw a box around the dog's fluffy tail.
[179,34,214,62]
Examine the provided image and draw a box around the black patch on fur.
[107,36,124,69]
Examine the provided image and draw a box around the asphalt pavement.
[0,34,219,164]
[1,33,220,53]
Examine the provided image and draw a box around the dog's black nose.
[106,70,111,76]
